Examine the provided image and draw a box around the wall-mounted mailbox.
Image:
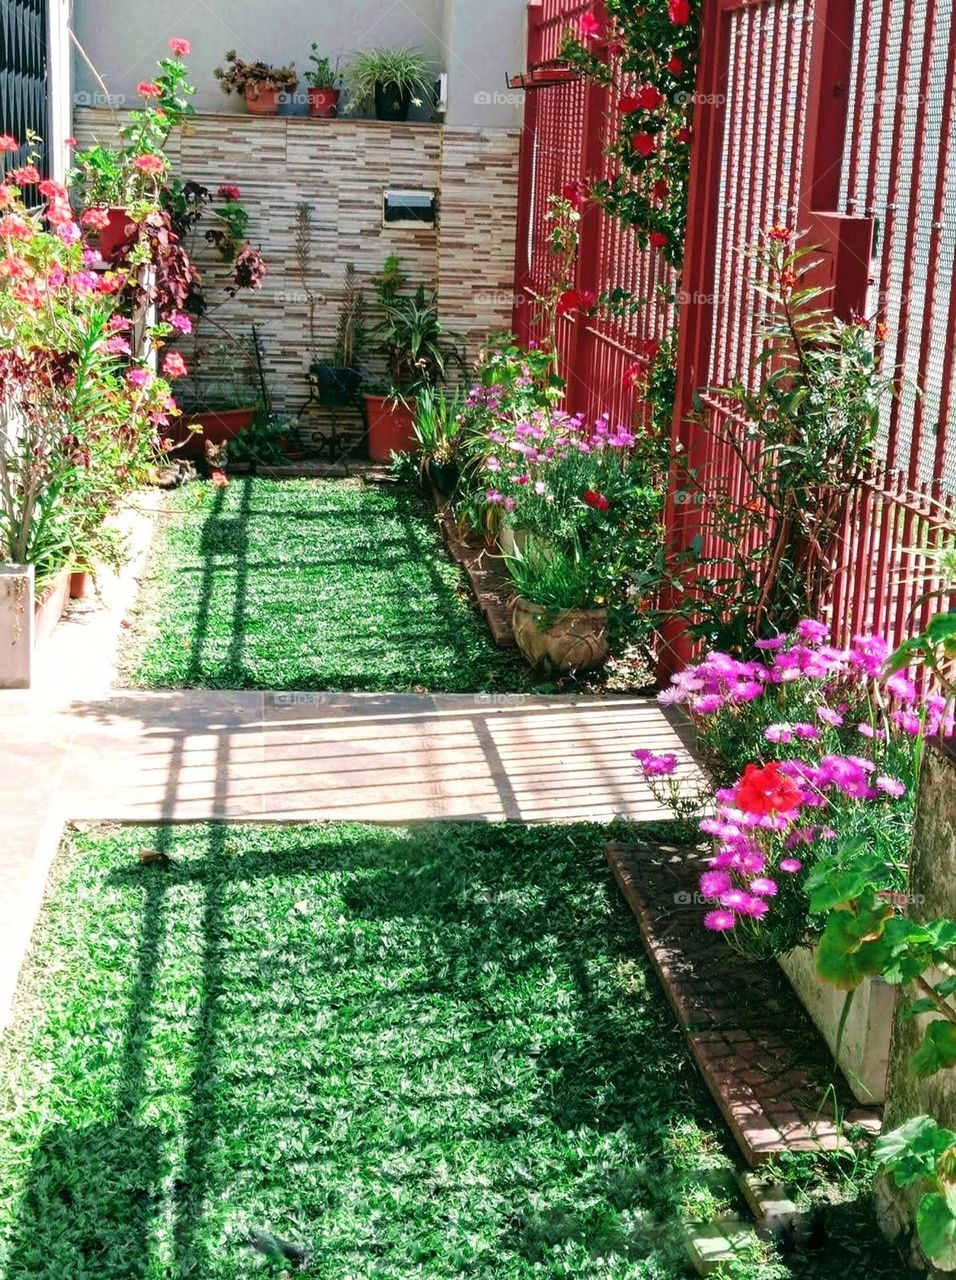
[383,189,437,227]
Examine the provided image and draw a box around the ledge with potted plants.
[213,44,437,122]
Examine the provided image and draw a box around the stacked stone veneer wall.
[877,740,956,1273]
[73,110,519,414]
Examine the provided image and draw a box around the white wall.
[71,0,527,127]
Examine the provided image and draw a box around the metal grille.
[0,0,49,172]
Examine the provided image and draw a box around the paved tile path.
[0,505,702,1024]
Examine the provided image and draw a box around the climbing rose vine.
[561,0,702,267]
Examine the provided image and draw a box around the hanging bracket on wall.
[506,60,580,91]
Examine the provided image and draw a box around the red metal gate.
[513,0,956,672]
[512,0,677,426]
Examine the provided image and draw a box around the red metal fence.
[513,0,956,671]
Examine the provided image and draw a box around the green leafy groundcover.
[120,478,534,691]
[0,823,907,1279]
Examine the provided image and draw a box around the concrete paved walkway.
[0,499,703,1024]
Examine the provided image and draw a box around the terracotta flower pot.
[512,596,609,674]
[308,87,341,118]
[244,84,283,115]
[173,406,257,460]
[365,394,417,463]
[69,570,94,600]
[97,207,136,259]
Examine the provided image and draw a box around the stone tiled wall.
[73,110,519,412]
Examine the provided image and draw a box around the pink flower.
[719,888,751,911]
[700,870,731,899]
[211,470,229,488]
[764,724,792,745]
[162,351,189,379]
[886,672,917,701]
[132,153,165,176]
[578,12,603,39]
[816,707,844,727]
[105,335,132,356]
[137,81,162,97]
[749,877,778,898]
[57,221,81,245]
[168,311,193,334]
[633,749,678,777]
[876,775,906,798]
[127,367,152,388]
[169,37,191,56]
[779,858,804,874]
[738,896,770,920]
[704,909,736,932]
[486,488,503,505]
[0,134,19,152]
[80,207,111,230]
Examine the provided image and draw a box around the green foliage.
[225,412,287,467]
[120,478,535,692]
[0,821,911,1280]
[888,609,956,707]
[505,539,598,612]
[877,1117,956,1271]
[304,46,341,89]
[344,46,434,111]
[370,257,462,393]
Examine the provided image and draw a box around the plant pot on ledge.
[243,84,283,115]
[97,207,136,260]
[365,394,417,462]
[512,597,609,674]
[312,363,360,408]
[374,83,412,121]
[308,87,341,118]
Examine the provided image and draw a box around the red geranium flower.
[132,153,165,175]
[578,12,603,39]
[556,288,595,317]
[137,81,162,97]
[10,165,40,186]
[0,135,18,153]
[767,224,792,242]
[162,351,189,379]
[669,0,692,24]
[631,132,657,157]
[218,184,242,201]
[584,489,610,512]
[734,763,803,816]
[210,470,229,488]
[561,179,588,210]
[169,37,191,56]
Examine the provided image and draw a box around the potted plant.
[71,41,196,259]
[310,263,367,407]
[345,47,433,122]
[507,540,610,674]
[172,333,263,459]
[412,387,465,498]
[365,255,461,462]
[305,47,343,118]
[214,50,299,115]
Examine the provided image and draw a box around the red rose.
[676,126,692,144]
[557,289,582,317]
[631,132,657,157]
[669,0,692,24]
[561,179,588,210]
[584,489,610,512]
[162,351,189,379]
[652,178,669,201]
[734,763,803,816]
[666,55,685,76]
[578,12,602,39]
[634,84,665,111]
[649,231,669,249]
[618,94,642,115]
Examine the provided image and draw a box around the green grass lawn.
[0,823,907,1280]
[119,478,535,692]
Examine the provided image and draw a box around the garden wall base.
[777,948,894,1104]
[0,565,34,689]
[877,741,956,1271]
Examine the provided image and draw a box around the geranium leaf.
[917,1188,956,1270]
[913,1021,956,1079]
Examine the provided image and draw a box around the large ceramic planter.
[244,85,283,115]
[34,565,71,648]
[308,87,341,118]
[778,946,894,1104]
[365,394,417,462]
[312,363,360,408]
[498,525,531,559]
[374,82,412,121]
[512,596,609,674]
[174,406,257,460]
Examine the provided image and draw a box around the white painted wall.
[70,0,527,127]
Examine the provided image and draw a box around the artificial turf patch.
[0,823,909,1279]
[119,478,536,692]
